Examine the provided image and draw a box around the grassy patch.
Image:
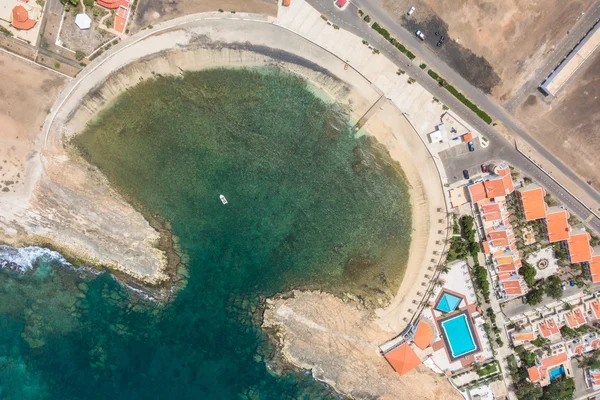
[427,69,492,124]
[371,22,416,61]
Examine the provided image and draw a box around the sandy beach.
[0,13,449,398]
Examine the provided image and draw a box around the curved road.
[307,0,600,234]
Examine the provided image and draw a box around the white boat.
[220,195,228,205]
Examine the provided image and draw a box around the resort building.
[538,318,560,339]
[96,0,131,33]
[380,261,493,378]
[516,185,548,221]
[383,341,422,376]
[564,306,587,329]
[545,208,571,242]
[527,349,573,387]
[588,369,600,390]
[590,253,600,283]
[511,330,535,346]
[468,164,530,299]
[0,0,41,32]
[566,229,593,263]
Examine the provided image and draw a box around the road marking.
[587,214,595,223]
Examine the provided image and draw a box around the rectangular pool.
[549,365,565,381]
[441,313,477,359]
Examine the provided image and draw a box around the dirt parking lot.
[515,52,600,191]
[132,0,277,32]
[0,51,66,194]
[380,0,597,100]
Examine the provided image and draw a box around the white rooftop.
[75,13,91,30]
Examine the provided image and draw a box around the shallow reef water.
[0,68,412,399]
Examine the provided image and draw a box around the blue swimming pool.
[436,292,462,313]
[549,365,565,381]
[441,314,477,358]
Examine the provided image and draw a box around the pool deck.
[437,310,481,362]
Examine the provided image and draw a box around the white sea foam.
[0,245,72,272]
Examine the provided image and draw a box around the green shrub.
[419,63,427,69]
[54,62,61,69]
[75,50,85,61]
[333,24,339,30]
[363,15,370,23]
[321,15,327,21]
[371,22,414,60]
[0,26,14,37]
[425,69,492,124]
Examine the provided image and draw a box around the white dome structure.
[75,13,92,30]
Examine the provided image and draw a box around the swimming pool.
[435,292,462,313]
[549,365,565,381]
[441,313,477,359]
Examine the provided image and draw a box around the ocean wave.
[0,245,72,273]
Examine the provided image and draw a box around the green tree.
[531,337,549,347]
[541,377,575,400]
[520,263,537,287]
[546,276,563,299]
[514,380,543,400]
[560,325,577,338]
[525,288,544,306]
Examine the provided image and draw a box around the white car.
[407,6,415,15]
[416,30,425,40]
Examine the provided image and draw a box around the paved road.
[305,0,600,235]
[506,5,600,111]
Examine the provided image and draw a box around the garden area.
[509,346,576,400]
[58,0,117,55]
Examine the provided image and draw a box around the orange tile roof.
[592,371,600,385]
[496,165,510,177]
[512,332,535,342]
[528,366,541,382]
[481,203,503,222]
[540,352,568,369]
[463,132,473,142]
[484,179,507,199]
[498,264,517,272]
[502,280,522,288]
[546,209,571,242]
[502,174,514,195]
[498,272,513,281]
[384,342,421,376]
[565,307,587,328]
[505,286,525,295]
[283,0,291,5]
[495,255,515,265]
[413,320,433,350]
[468,182,487,203]
[538,319,560,338]
[482,241,490,255]
[518,186,547,221]
[590,300,600,319]
[593,339,600,349]
[591,256,600,283]
[11,5,36,30]
[567,232,593,263]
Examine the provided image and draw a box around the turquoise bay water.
[0,68,411,399]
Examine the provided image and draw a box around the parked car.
[437,40,443,47]
[416,30,425,40]
[463,169,470,180]
[407,6,415,15]
[481,164,488,173]
[468,141,475,152]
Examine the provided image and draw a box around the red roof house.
[11,5,36,30]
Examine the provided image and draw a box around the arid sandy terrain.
[132,0,277,31]
[515,53,600,191]
[380,0,596,100]
[0,52,65,199]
